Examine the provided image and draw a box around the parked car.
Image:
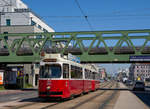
[145,78,150,87]
[132,81,145,91]
[126,80,133,86]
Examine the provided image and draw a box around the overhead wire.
[74,0,94,31]
[41,14,150,18]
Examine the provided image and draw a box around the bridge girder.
[0,29,150,63]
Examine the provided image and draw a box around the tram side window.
[93,72,96,80]
[85,69,91,79]
[78,67,83,79]
[97,73,100,80]
[63,64,69,78]
[85,69,88,79]
[71,65,82,79]
[90,71,93,79]
[94,72,99,80]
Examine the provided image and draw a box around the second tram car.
[38,53,100,99]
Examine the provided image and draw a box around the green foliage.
[24,83,33,88]
[0,86,5,90]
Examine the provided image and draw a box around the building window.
[31,20,36,26]
[35,64,40,68]
[36,35,42,39]
[43,28,48,32]
[6,19,11,26]
[38,25,42,29]
[4,32,8,40]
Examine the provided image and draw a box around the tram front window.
[40,64,61,78]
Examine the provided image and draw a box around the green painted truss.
[1,29,150,63]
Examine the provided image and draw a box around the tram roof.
[42,53,99,72]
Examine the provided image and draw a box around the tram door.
[35,74,39,86]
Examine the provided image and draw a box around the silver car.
[132,81,145,91]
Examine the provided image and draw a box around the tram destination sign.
[130,56,150,61]
[68,53,80,63]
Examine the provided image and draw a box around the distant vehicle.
[117,80,120,82]
[126,80,133,86]
[122,77,128,83]
[145,78,150,86]
[132,81,145,91]
[100,79,104,83]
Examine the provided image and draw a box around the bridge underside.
[0,55,150,63]
[0,48,150,63]
[0,29,150,63]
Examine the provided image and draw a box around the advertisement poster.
[0,71,3,85]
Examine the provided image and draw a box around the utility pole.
[0,12,2,34]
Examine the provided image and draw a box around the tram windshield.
[40,64,61,78]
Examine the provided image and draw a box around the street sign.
[130,56,150,61]
[68,53,80,63]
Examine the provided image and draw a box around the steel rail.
[98,83,119,109]
[68,82,115,109]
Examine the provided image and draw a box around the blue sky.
[22,0,150,73]
[23,0,150,32]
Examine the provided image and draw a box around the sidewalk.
[21,87,38,91]
[113,82,149,109]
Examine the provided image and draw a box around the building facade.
[0,0,55,87]
[0,0,54,33]
[100,67,106,80]
[129,63,150,81]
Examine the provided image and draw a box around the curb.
[21,88,38,91]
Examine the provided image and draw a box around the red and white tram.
[38,53,100,99]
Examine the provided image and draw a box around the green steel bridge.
[1,29,150,63]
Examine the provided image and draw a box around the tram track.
[98,82,119,109]
[100,82,111,88]
[67,82,116,109]
[11,81,112,109]
[11,99,60,109]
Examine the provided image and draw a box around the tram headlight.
[47,86,50,90]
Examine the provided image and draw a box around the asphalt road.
[0,90,38,103]
[0,84,149,109]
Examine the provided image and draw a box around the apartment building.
[129,63,150,81]
[0,0,55,87]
